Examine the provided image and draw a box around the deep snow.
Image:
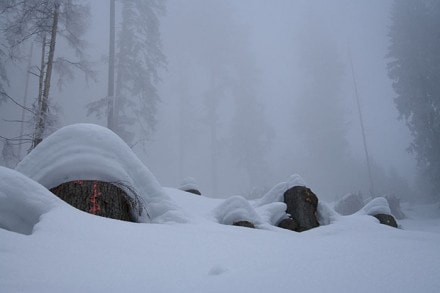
[1,124,440,292]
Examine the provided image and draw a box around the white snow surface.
[1,183,440,292]
[2,125,440,292]
[15,123,186,223]
[178,177,200,191]
[255,173,306,207]
[357,197,391,216]
[0,167,65,235]
[214,195,263,226]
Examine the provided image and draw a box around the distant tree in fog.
[293,19,349,192]
[89,0,166,146]
[230,50,273,193]
[0,0,91,151]
[0,46,7,104]
[388,0,440,196]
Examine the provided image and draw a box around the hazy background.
[0,0,417,201]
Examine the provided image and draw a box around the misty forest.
[1,1,440,291]
[1,0,438,203]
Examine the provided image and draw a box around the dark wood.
[373,214,398,228]
[183,189,202,195]
[232,221,255,229]
[283,186,319,232]
[277,218,298,231]
[50,180,136,222]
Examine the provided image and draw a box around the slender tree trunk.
[178,62,189,180]
[18,43,33,158]
[107,0,116,130]
[30,34,47,152]
[31,4,59,150]
[209,73,219,196]
[349,49,375,197]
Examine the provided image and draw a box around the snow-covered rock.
[15,123,187,223]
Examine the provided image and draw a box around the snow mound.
[0,167,65,235]
[178,177,200,192]
[357,197,391,216]
[214,196,263,226]
[15,123,187,223]
[255,173,306,207]
[255,202,288,225]
[317,202,339,225]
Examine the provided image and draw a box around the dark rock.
[50,180,137,222]
[232,220,255,228]
[184,189,202,195]
[373,214,398,228]
[277,217,298,231]
[334,193,364,215]
[283,186,319,232]
[385,194,405,220]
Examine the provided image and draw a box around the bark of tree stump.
[373,214,398,228]
[283,186,319,232]
[232,220,255,228]
[183,189,202,195]
[277,217,299,231]
[50,180,136,222]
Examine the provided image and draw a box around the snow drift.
[0,166,65,235]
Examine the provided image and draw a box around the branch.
[0,90,36,115]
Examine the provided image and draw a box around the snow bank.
[255,173,306,207]
[0,167,64,235]
[357,197,391,216]
[214,195,263,226]
[178,177,200,192]
[255,202,288,225]
[317,202,339,225]
[15,124,187,223]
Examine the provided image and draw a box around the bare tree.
[88,0,166,147]
[1,0,92,151]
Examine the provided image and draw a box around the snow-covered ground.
[1,124,440,292]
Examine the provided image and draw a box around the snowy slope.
[1,124,440,292]
[1,178,440,292]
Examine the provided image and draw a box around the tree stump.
[184,189,202,195]
[277,217,299,231]
[283,186,319,232]
[373,214,398,228]
[50,180,136,222]
[232,220,255,228]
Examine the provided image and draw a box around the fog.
[1,0,417,201]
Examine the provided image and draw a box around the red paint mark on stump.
[89,181,101,214]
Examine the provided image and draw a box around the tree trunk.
[18,43,33,158]
[50,180,136,222]
[31,3,59,150]
[107,0,116,130]
[30,34,47,152]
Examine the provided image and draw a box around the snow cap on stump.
[16,123,187,223]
